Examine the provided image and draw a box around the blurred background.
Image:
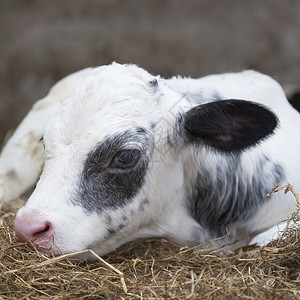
[1,0,299,145]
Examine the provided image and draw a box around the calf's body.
[0,63,299,259]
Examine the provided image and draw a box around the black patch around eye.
[72,127,154,214]
[109,149,141,170]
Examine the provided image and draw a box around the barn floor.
[0,185,299,299]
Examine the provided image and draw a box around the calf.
[0,63,299,260]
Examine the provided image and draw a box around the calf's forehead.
[69,63,158,106]
[44,64,162,149]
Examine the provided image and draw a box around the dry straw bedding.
[0,185,299,299]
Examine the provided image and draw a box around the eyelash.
[108,149,141,170]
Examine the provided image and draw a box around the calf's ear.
[182,99,278,152]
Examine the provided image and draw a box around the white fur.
[0,68,91,202]
[1,63,299,258]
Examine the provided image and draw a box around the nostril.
[32,222,52,240]
[15,217,53,244]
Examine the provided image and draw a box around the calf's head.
[14,63,278,259]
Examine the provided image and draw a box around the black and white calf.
[0,63,299,259]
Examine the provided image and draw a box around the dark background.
[1,0,300,145]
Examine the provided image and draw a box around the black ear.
[183,99,278,152]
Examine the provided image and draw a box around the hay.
[1,185,300,299]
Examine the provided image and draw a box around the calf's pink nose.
[14,216,53,244]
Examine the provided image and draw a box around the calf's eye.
[109,149,141,169]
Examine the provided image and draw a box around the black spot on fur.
[139,198,150,211]
[189,154,285,237]
[118,223,125,230]
[149,78,158,88]
[150,123,156,130]
[107,228,116,235]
